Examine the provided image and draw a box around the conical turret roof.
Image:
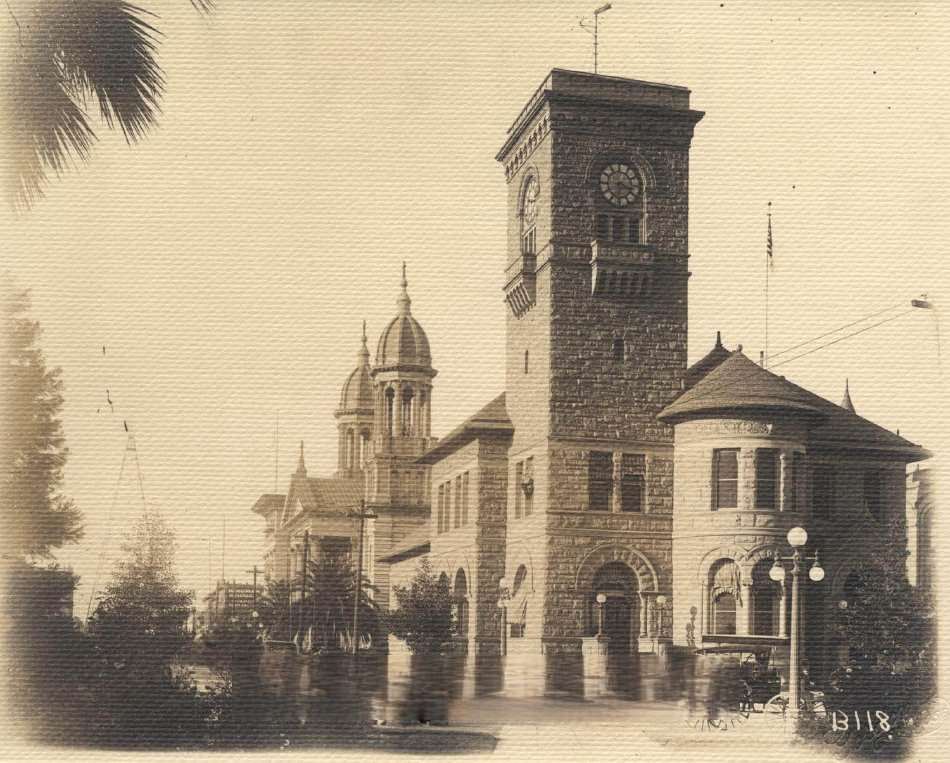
[337,321,374,414]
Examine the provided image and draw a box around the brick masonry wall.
[428,435,509,645]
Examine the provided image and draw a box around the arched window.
[709,558,740,634]
[511,564,529,638]
[454,569,469,637]
[401,386,414,436]
[713,593,737,635]
[521,174,539,257]
[612,337,624,361]
[345,429,355,470]
[750,558,782,636]
[385,387,395,435]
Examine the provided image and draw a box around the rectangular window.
[522,228,535,256]
[514,461,524,519]
[454,475,462,528]
[621,474,643,513]
[611,216,625,241]
[620,453,645,513]
[462,472,469,526]
[437,484,445,533]
[524,457,534,516]
[813,465,835,519]
[628,217,640,243]
[588,451,614,511]
[445,480,452,530]
[755,449,778,509]
[790,452,804,511]
[596,214,610,239]
[864,470,883,520]
[713,449,739,510]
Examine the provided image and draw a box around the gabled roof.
[659,350,928,459]
[418,393,512,465]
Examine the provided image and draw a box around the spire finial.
[841,378,856,413]
[358,320,370,364]
[296,440,307,475]
[397,262,411,315]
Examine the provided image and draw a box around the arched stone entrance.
[590,561,640,654]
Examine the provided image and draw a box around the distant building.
[203,580,260,630]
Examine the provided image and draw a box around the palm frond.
[190,0,216,14]
[4,37,95,210]
[51,1,165,144]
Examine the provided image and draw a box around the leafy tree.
[3,0,214,209]
[387,558,454,654]
[298,554,378,652]
[1,284,83,560]
[828,518,937,726]
[85,511,194,735]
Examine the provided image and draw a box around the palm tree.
[3,0,213,210]
[301,554,378,652]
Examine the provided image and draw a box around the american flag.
[767,203,774,269]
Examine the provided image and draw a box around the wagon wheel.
[763,692,789,721]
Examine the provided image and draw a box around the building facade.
[251,68,930,692]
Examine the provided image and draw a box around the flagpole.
[765,201,772,368]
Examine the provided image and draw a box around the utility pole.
[349,500,378,658]
[300,530,310,640]
[246,565,264,612]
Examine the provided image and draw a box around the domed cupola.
[370,263,436,455]
[337,321,374,416]
[375,263,434,372]
[334,323,375,477]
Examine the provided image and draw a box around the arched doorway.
[453,568,469,638]
[590,561,639,654]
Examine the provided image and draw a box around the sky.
[3,1,948,616]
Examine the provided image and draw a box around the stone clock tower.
[496,69,703,688]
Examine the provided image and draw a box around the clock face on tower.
[599,163,639,207]
[523,176,540,223]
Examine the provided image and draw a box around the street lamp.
[595,592,607,637]
[498,577,511,656]
[769,526,824,728]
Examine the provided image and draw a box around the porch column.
[638,593,648,637]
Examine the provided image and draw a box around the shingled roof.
[684,331,733,389]
[418,393,512,465]
[659,350,928,459]
[305,477,363,513]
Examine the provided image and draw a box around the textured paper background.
[3,1,948,760]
